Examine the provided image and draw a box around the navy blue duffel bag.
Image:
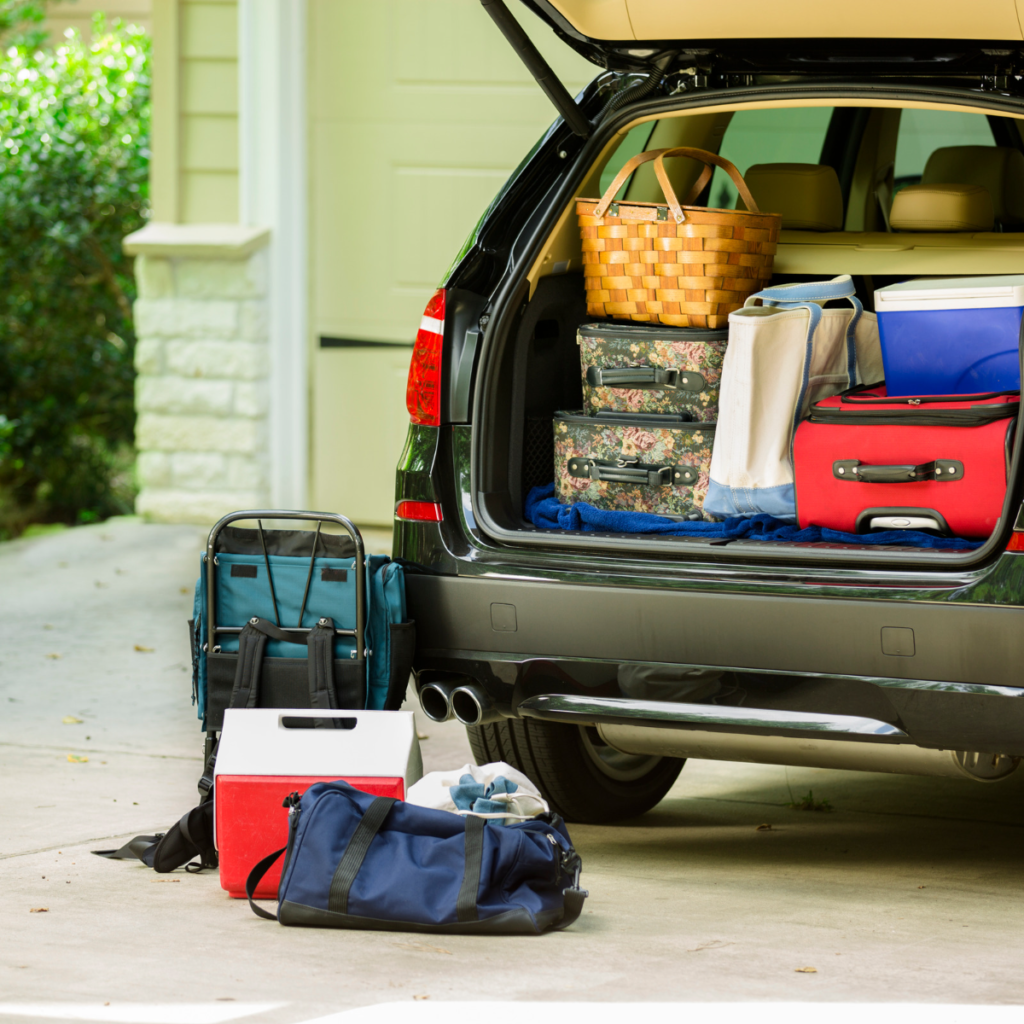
[246,780,588,934]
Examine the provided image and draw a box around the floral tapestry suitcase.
[578,322,727,422]
[554,411,716,519]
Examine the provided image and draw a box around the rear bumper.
[406,573,1024,753]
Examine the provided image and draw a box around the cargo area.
[471,99,1024,566]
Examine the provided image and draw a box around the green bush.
[0,14,149,537]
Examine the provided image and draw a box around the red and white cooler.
[214,708,423,898]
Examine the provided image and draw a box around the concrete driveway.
[2,519,1023,1022]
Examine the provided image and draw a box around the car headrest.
[889,183,994,232]
[738,163,844,231]
[922,146,1024,228]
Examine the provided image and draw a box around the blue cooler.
[875,276,1024,395]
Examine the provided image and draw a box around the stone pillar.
[124,223,272,524]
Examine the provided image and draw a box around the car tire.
[466,717,684,824]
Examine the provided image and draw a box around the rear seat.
[890,182,995,232]
[920,146,1024,229]
[739,163,844,230]
[762,154,1024,275]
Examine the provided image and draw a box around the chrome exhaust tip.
[450,684,502,727]
[418,681,456,723]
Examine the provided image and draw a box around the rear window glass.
[599,121,658,196]
[893,109,996,190]
[711,107,834,208]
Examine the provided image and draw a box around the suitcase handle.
[586,366,706,393]
[833,459,964,483]
[567,456,699,487]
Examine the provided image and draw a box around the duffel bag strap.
[246,847,286,920]
[456,815,486,923]
[455,816,589,930]
[328,796,398,914]
[307,616,338,718]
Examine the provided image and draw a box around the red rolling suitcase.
[793,386,1019,537]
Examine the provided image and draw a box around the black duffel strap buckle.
[586,365,706,393]
[833,459,964,483]
[555,846,587,931]
[567,456,699,488]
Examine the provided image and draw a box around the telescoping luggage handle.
[205,509,367,664]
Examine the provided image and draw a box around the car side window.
[598,121,658,197]
[893,108,996,192]
[710,107,835,209]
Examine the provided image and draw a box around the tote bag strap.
[743,274,863,388]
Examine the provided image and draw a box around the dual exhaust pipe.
[419,680,502,727]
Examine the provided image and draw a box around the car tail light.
[395,500,443,523]
[406,289,445,426]
[1007,531,1024,552]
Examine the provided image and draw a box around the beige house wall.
[151,0,239,224]
[131,0,262,523]
[130,0,600,526]
[45,0,152,38]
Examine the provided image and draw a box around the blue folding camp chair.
[190,510,415,760]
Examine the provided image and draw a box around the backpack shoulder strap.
[307,617,339,717]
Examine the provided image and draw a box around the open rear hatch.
[466,1,1024,568]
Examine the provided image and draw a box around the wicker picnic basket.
[577,147,781,329]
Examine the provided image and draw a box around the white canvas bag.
[704,275,881,520]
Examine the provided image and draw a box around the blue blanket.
[525,483,982,550]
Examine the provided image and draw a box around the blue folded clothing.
[525,483,982,550]
[450,774,519,823]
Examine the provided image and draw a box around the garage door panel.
[309,0,595,521]
[312,345,413,525]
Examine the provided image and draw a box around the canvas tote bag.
[704,275,882,520]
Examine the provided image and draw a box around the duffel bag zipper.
[841,386,1020,405]
[277,791,304,892]
[808,405,1018,427]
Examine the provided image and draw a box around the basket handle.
[593,147,674,218]
[653,147,761,224]
[592,146,760,224]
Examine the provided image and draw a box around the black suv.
[393,0,1024,822]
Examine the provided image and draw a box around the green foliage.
[0,0,47,52]
[787,789,834,812]
[0,16,150,537]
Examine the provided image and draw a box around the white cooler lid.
[875,275,1024,312]
[213,708,423,784]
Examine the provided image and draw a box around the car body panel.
[540,0,1024,43]
[405,574,1024,688]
